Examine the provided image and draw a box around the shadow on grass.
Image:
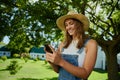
[44,65,52,70]
[93,68,107,73]
[42,63,53,70]
[0,69,7,71]
[17,77,57,80]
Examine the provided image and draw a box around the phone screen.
[44,44,53,53]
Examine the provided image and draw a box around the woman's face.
[64,18,77,37]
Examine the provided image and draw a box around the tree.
[0,0,16,41]
[86,1,120,80]
[0,0,120,79]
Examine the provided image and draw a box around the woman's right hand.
[45,45,62,66]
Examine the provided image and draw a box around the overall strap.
[84,37,91,46]
[77,37,91,54]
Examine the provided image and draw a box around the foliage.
[20,53,30,62]
[13,53,20,58]
[23,57,29,63]
[0,0,119,52]
[21,53,30,58]
[6,60,22,75]
[1,55,7,61]
[44,60,48,64]
[34,57,39,61]
[0,42,6,45]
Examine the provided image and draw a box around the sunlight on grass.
[0,59,58,80]
[0,58,109,80]
[88,69,108,80]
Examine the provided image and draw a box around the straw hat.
[56,11,89,31]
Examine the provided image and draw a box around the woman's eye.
[70,22,74,25]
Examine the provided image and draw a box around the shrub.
[6,60,22,75]
[44,60,48,64]
[37,56,41,60]
[34,57,38,61]
[1,55,7,61]
[24,58,28,63]
[13,54,20,58]
[20,56,24,60]
[21,53,30,59]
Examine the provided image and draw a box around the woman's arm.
[45,50,60,73]
[48,62,60,73]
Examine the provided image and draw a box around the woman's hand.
[45,45,62,65]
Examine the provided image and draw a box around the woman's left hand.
[45,45,62,65]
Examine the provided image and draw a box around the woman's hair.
[63,18,88,49]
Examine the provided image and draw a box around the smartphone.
[44,44,53,53]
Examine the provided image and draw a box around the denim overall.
[58,38,90,80]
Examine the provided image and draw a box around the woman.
[45,11,98,80]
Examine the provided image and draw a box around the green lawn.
[88,69,107,80]
[0,58,108,80]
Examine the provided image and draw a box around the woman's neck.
[72,36,78,41]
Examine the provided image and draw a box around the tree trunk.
[106,51,120,80]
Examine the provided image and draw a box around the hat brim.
[56,13,89,31]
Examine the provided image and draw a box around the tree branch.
[87,10,113,38]
[107,0,117,19]
[81,0,87,15]
[107,1,118,36]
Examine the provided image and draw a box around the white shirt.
[62,40,86,67]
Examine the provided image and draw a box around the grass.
[0,58,108,80]
[0,58,58,80]
[88,69,108,80]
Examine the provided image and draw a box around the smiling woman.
[45,11,98,80]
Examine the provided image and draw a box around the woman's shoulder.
[86,39,98,48]
[85,39,98,55]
